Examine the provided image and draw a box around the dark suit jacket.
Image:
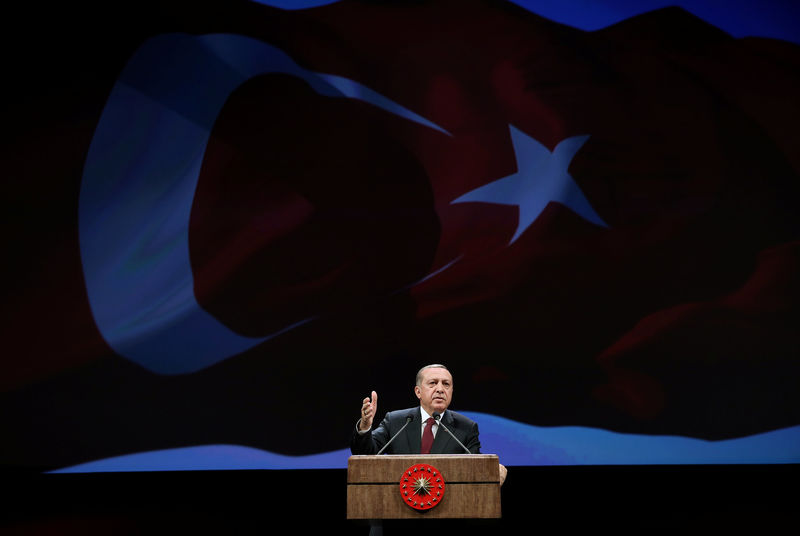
[350,407,481,455]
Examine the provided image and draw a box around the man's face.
[415,367,453,415]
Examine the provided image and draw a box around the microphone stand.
[377,415,413,455]
[433,412,472,454]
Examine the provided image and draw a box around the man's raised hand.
[359,391,378,431]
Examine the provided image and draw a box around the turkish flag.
[190,1,800,438]
[1,0,798,470]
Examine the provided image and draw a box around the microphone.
[377,415,413,455]
[433,412,472,454]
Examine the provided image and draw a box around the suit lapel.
[430,411,455,454]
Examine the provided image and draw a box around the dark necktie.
[421,417,435,454]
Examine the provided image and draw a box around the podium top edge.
[348,454,498,460]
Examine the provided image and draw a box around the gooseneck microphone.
[432,412,472,454]
[377,415,413,455]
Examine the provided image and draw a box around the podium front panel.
[347,454,501,519]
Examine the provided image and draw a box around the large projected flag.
[1,0,799,471]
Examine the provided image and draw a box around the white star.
[451,125,607,244]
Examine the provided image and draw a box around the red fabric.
[421,418,435,454]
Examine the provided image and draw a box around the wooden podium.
[347,454,501,519]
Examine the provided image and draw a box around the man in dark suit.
[351,364,483,457]
[352,364,506,534]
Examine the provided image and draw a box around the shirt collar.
[420,407,444,423]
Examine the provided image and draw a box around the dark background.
[4,465,797,533]
[2,0,799,532]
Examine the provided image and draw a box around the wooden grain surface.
[346,455,501,519]
[347,455,500,483]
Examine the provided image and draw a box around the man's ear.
[414,385,421,399]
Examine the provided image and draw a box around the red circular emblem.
[399,463,445,511]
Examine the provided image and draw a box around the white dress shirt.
[419,407,440,439]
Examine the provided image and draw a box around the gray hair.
[415,364,450,386]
